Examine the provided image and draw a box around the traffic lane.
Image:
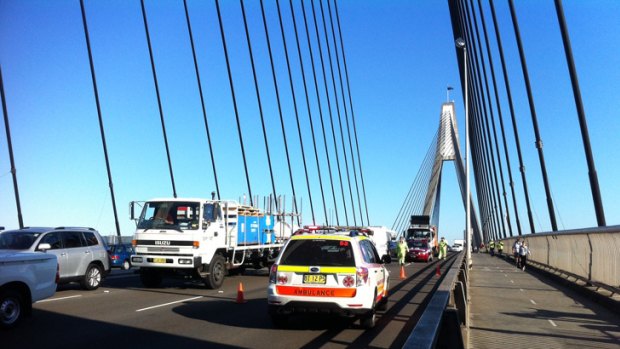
[3,258,456,349]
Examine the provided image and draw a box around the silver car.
[0,227,110,290]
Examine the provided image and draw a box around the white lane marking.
[37,295,82,303]
[520,288,524,292]
[136,296,203,312]
[510,280,514,284]
[548,319,557,327]
[530,299,537,305]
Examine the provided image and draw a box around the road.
[4,254,457,349]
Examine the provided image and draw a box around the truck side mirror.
[130,202,136,220]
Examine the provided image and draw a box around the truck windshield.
[407,229,431,240]
[137,201,200,230]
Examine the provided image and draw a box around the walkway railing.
[403,252,467,349]
[499,225,620,292]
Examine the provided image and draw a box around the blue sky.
[1,0,619,245]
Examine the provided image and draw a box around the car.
[267,227,390,329]
[108,243,134,270]
[0,227,110,290]
[452,243,463,252]
[406,239,433,263]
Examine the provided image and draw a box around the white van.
[367,226,395,263]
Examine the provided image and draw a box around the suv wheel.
[204,254,225,289]
[81,264,103,290]
[360,296,377,329]
[0,289,23,329]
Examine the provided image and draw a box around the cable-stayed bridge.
[1,0,619,347]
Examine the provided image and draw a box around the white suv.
[267,227,390,328]
[0,227,110,290]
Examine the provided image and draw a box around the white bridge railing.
[500,225,620,289]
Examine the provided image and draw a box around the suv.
[267,227,390,329]
[0,227,110,290]
[406,239,433,262]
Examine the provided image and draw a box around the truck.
[452,239,465,252]
[130,198,287,289]
[404,215,438,256]
[0,249,58,328]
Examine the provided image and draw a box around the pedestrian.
[498,240,504,256]
[513,238,522,268]
[519,241,531,270]
[397,237,408,266]
[438,237,448,260]
[489,240,495,256]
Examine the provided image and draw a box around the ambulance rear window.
[280,239,355,267]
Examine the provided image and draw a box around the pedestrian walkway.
[468,253,620,348]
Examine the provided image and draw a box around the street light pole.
[456,37,471,269]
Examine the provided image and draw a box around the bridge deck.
[468,252,620,348]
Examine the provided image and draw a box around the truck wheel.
[204,255,226,289]
[0,289,24,329]
[140,270,162,288]
[81,264,103,290]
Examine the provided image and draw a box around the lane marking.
[136,296,203,312]
[510,280,514,284]
[37,295,82,303]
[530,299,537,305]
[520,288,524,292]
[548,319,557,327]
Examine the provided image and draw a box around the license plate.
[153,258,166,263]
[303,274,326,284]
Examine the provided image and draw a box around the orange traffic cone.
[436,264,441,276]
[400,265,406,279]
[236,282,246,304]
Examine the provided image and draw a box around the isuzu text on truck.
[130,198,285,289]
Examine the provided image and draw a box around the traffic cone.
[436,264,441,276]
[400,265,406,279]
[236,282,246,304]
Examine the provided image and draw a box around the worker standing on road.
[498,241,504,257]
[438,237,448,260]
[489,240,495,256]
[397,237,408,266]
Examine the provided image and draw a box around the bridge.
[1,0,619,348]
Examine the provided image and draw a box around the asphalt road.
[4,254,457,349]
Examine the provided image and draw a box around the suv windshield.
[0,231,41,250]
[280,239,355,267]
[137,201,200,230]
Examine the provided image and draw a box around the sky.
[1,0,619,246]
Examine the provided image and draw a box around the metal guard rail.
[403,251,467,349]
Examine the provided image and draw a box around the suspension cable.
[140,0,177,198]
[182,0,221,200]
[259,0,300,224]
[316,0,357,226]
[80,0,121,236]
[214,0,253,206]
[308,0,349,225]
[333,0,370,225]
[275,0,316,223]
[299,0,340,226]
[326,0,363,226]
[240,0,278,210]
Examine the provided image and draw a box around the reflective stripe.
[277,265,357,273]
[276,286,357,298]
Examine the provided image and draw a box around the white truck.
[0,249,58,328]
[130,198,286,289]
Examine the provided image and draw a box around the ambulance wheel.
[360,296,377,329]
[204,255,226,289]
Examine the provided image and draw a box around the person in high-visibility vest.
[498,241,504,256]
[438,237,448,260]
[397,237,408,266]
[489,240,495,256]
